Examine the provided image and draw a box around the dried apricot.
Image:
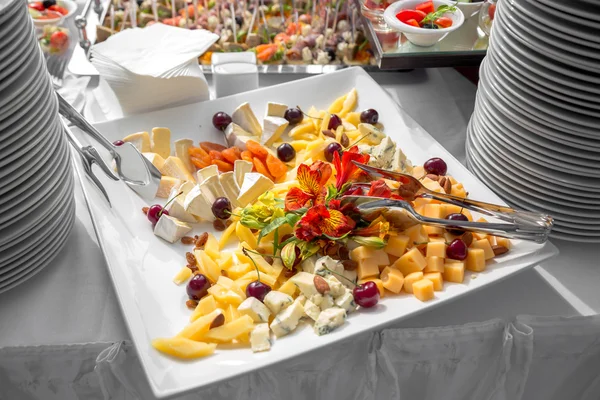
[241,150,254,164]
[189,146,209,159]
[209,150,226,162]
[253,157,274,181]
[211,159,234,172]
[246,140,269,159]
[191,156,209,168]
[200,142,228,153]
[221,147,240,164]
[266,153,287,179]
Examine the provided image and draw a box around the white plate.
[0,71,47,127]
[0,48,46,111]
[0,0,23,26]
[0,11,25,52]
[0,32,40,90]
[76,68,558,398]
[533,0,600,24]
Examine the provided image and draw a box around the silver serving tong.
[57,92,161,200]
[61,117,116,206]
[342,162,553,243]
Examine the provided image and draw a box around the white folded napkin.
[90,24,218,116]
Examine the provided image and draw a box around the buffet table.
[1,69,599,400]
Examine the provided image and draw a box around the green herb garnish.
[419,3,457,26]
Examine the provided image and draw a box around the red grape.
[147,204,168,225]
[446,239,468,260]
[211,197,232,220]
[353,281,379,308]
[113,140,124,146]
[424,157,447,176]
[446,213,468,235]
[246,281,271,302]
[187,274,211,300]
[284,108,303,125]
[324,142,342,162]
[360,109,379,124]
[212,112,232,131]
[277,143,296,162]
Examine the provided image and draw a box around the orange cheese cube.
[421,178,444,193]
[424,225,444,236]
[472,239,495,260]
[487,235,498,246]
[412,279,435,301]
[450,183,467,198]
[473,217,488,240]
[426,241,446,258]
[403,271,424,294]
[424,256,445,273]
[462,209,474,221]
[351,246,389,266]
[359,278,386,298]
[380,267,404,294]
[441,204,462,218]
[392,247,427,276]
[384,234,410,258]
[496,237,512,249]
[422,204,443,219]
[443,262,465,283]
[403,225,429,245]
[423,272,443,291]
[466,248,486,272]
[358,259,380,280]
[429,236,446,242]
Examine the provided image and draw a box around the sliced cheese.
[237,172,274,207]
[151,127,171,159]
[163,156,195,182]
[123,132,151,152]
[199,174,227,205]
[184,185,214,221]
[234,160,253,188]
[197,165,219,184]
[142,152,165,174]
[262,116,289,147]
[174,139,194,175]
[232,102,262,136]
[266,102,288,118]
[156,176,181,198]
[219,172,241,207]
[154,215,192,243]
[225,123,254,151]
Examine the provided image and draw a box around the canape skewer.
[230,1,237,42]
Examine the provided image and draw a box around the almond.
[186,299,198,309]
[462,232,474,247]
[341,133,350,147]
[492,245,509,256]
[186,252,197,266]
[322,129,336,138]
[314,275,330,294]
[209,313,225,329]
[426,174,439,181]
[443,179,452,194]
[195,232,209,248]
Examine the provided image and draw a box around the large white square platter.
[74,67,558,398]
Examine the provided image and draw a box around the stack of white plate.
[0,0,75,293]
[466,0,600,243]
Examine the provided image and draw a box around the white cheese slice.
[237,172,274,207]
[142,152,165,174]
[225,123,254,150]
[289,272,320,298]
[151,127,171,159]
[164,196,197,224]
[123,132,151,152]
[261,116,289,147]
[263,290,294,315]
[232,102,262,136]
[153,215,192,243]
[250,323,271,353]
[183,185,214,221]
[171,180,196,199]
[197,165,218,184]
[313,308,346,335]
[156,176,181,198]
[199,174,227,205]
[162,156,195,182]
[238,297,271,322]
[219,172,241,208]
[266,102,288,118]
[173,139,194,175]
[234,160,254,188]
[270,299,304,337]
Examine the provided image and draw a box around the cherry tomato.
[395,9,427,23]
[434,16,453,28]
[48,4,68,15]
[403,18,421,28]
[488,3,496,20]
[50,30,68,48]
[28,2,45,11]
[415,1,435,14]
[37,10,61,19]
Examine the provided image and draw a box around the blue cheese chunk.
[358,123,385,145]
[153,215,192,243]
[270,299,305,337]
[325,276,345,297]
[250,323,271,352]
[303,299,321,321]
[314,308,346,336]
[238,297,271,322]
[263,290,294,315]
[300,256,318,274]
[371,136,396,168]
[391,147,413,174]
[334,291,357,313]
[342,270,358,289]
[289,272,320,298]
[320,294,335,311]
[314,256,344,278]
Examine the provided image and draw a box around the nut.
[225,219,233,227]
[443,178,452,194]
[341,259,358,271]
[492,245,509,256]
[186,299,198,309]
[213,219,226,231]
[186,252,197,266]
[209,313,225,329]
[462,232,474,247]
[313,275,330,294]
[340,133,350,147]
[181,236,195,245]
[426,174,439,181]
[322,129,336,138]
[195,232,208,248]
[142,207,149,215]
[263,255,274,265]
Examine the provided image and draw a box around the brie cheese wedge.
[162,156,195,182]
[151,127,171,159]
[156,176,181,198]
[123,132,151,152]
[142,152,165,174]
[219,172,241,207]
[165,181,197,224]
[199,174,227,205]
[153,215,192,243]
[234,160,254,188]
[197,165,219,184]
[261,116,289,147]
[266,102,288,118]
[183,185,214,221]
[237,172,274,207]
[225,123,255,151]
[232,102,262,136]
[174,139,194,175]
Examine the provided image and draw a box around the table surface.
[0,68,597,349]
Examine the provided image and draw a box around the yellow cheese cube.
[345,112,361,127]
[173,266,192,285]
[421,178,443,193]
[450,183,467,198]
[224,303,241,323]
[351,246,389,266]
[423,272,443,291]
[441,204,462,218]
[426,242,446,258]
[143,152,166,174]
[424,256,445,273]
[178,309,223,340]
[236,225,258,250]
[384,235,410,258]
[358,278,385,298]
[151,127,171,159]
[277,279,298,297]
[235,271,276,288]
[156,176,181,198]
[204,233,220,260]
[422,204,443,219]
[487,235,498,246]
[201,315,254,342]
[380,267,404,294]
[412,279,435,301]
[413,197,434,210]
[195,250,221,283]
[403,225,429,245]
[472,239,495,260]
[496,237,512,249]
[216,276,245,298]
[424,225,444,236]
[217,253,234,271]
[392,248,427,276]
[403,271,424,294]
[219,221,238,250]
[123,131,151,152]
[358,259,380,280]
[466,248,486,272]
[163,156,195,182]
[190,295,218,321]
[226,263,252,280]
[443,262,465,283]
[152,337,216,359]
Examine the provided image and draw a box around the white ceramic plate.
[0,33,40,91]
[0,48,46,111]
[75,68,558,398]
[0,70,47,126]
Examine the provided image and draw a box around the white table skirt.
[1,68,599,400]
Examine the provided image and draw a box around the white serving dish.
[383,0,464,47]
[73,67,558,398]
[29,0,77,27]
[456,0,483,19]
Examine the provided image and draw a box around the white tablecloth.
[1,69,599,400]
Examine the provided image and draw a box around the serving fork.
[343,162,553,243]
